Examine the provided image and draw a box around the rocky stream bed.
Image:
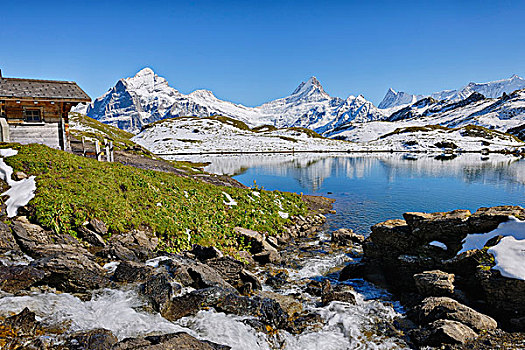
[0,203,525,349]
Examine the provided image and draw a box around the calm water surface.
[175,153,525,235]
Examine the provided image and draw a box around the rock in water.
[113,332,230,349]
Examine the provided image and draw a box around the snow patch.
[488,236,525,280]
[429,241,447,250]
[0,149,37,217]
[458,217,525,254]
[222,192,237,206]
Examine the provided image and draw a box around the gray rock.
[320,280,356,306]
[468,206,525,233]
[0,221,19,252]
[31,253,108,293]
[88,218,108,236]
[78,226,106,247]
[415,296,497,332]
[190,245,223,261]
[425,319,478,346]
[63,328,118,350]
[113,332,230,350]
[331,228,364,246]
[414,270,455,297]
[0,265,47,293]
[112,261,155,283]
[140,273,174,313]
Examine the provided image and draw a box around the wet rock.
[190,245,223,261]
[305,280,323,296]
[468,206,525,233]
[0,221,19,252]
[113,332,230,350]
[30,253,108,293]
[414,270,455,297]
[162,287,229,321]
[205,256,262,293]
[258,291,303,319]
[331,228,364,246]
[320,280,356,306]
[217,292,291,329]
[0,265,47,293]
[414,296,497,332]
[140,273,174,313]
[265,271,289,289]
[425,319,478,346]
[338,262,367,281]
[112,261,155,283]
[63,328,118,350]
[3,307,39,335]
[290,312,324,334]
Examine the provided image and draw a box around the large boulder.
[112,261,155,283]
[0,264,47,293]
[140,273,175,313]
[414,270,455,297]
[368,219,413,256]
[62,328,118,350]
[423,319,478,346]
[414,296,497,332]
[476,269,525,330]
[403,210,471,254]
[205,256,262,293]
[99,229,159,262]
[331,228,364,246]
[468,206,525,233]
[30,253,108,293]
[234,227,281,264]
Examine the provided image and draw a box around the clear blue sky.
[1,0,524,106]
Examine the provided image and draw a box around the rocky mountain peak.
[292,76,326,96]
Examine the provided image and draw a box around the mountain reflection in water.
[169,153,525,235]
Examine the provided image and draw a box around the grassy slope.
[69,113,137,150]
[3,144,308,254]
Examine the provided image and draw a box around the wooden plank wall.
[4,100,62,123]
[9,123,61,149]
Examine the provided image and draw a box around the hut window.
[24,109,41,122]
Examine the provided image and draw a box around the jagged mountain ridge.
[83,69,384,133]
[379,74,525,109]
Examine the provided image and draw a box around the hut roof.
[0,73,91,102]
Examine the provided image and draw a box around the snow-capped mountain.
[82,68,384,133]
[378,88,423,109]
[379,74,525,109]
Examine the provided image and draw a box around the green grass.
[69,113,137,151]
[287,127,325,139]
[3,144,308,254]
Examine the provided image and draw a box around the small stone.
[414,270,455,297]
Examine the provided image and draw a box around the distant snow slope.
[379,74,525,109]
[132,116,523,154]
[81,69,384,133]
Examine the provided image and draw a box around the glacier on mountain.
[82,68,385,133]
[379,74,525,109]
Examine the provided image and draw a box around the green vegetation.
[288,127,325,139]
[459,125,522,142]
[3,144,308,254]
[379,125,451,139]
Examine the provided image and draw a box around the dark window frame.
[23,108,42,122]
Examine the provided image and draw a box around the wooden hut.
[0,69,91,151]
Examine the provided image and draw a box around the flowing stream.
[1,152,524,349]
